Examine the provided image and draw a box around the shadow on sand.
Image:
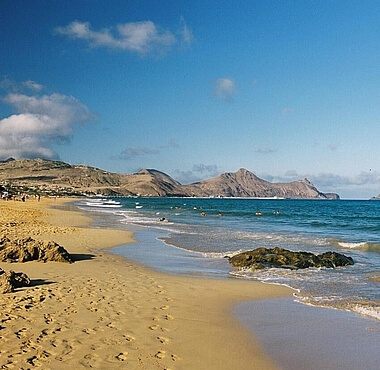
[70,253,96,262]
[28,279,55,287]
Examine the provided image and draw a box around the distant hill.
[0,158,339,199]
[183,168,339,199]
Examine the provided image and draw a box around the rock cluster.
[0,268,30,293]
[229,247,354,270]
[0,236,73,263]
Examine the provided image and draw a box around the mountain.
[0,158,339,199]
[122,169,185,197]
[0,158,184,197]
[183,168,338,199]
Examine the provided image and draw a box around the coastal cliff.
[0,158,339,199]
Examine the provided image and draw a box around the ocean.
[78,197,380,323]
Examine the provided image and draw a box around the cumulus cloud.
[213,77,236,102]
[56,18,193,55]
[0,91,93,160]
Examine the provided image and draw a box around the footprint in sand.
[154,350,166,359]
[82,328,97,335]
[15,328,28,339]
[81,353,100,367]
[37,350,51,360]
[157,336,169,344]
[36,328,49,343]
[26,355,42,367]
[44,313,54,324]
[123,335,135,342]
[149,324,160,331]
[116,352,128,361]
[163,314,174,320]
[171,354,180,361]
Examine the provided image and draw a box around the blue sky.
[1,0,380,199]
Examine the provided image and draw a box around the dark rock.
[0,268,30,293]
[228,247,354,270]
[0,235,73,263]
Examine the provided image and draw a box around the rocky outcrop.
[0,268,30,293]
[229,247,354,270]
[0,236,73,263]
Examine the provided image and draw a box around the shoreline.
[0,198,292,369]
[235,298,380,370]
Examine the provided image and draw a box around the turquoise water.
[79,197,380,322]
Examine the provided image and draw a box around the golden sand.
[0,198,291,369]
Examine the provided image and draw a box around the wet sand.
[235,298,380,370]
[0,198,291,369]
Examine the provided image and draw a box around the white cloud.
[23,80,44,91]
[116,147,160,160]
[307,171,380,198]
[213,77,236,102]
[179,16,194,46]
[174,164,219,184]
[0,91,93,160]
[263,170,380,198]
[193,163,218,174]
[115,140,179,160]
[56,19,193,55]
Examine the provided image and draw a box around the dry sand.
[0,198,292,369]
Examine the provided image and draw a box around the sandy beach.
[0,198,292,369]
